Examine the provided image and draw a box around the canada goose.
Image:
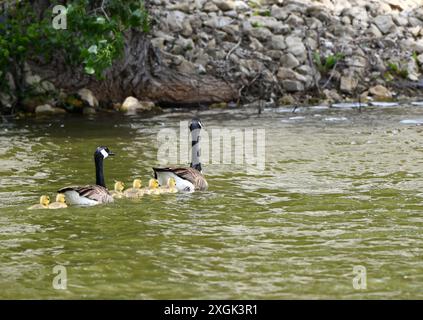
[144,178,161,195]
[160,177,178,194]
[153,118,208,192]
[28,195,50,210]
[110,181,125,199]
[49,193,68,209]
[58,146,115,206]
[123,179,144,198]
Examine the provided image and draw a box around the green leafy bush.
[313,51,345,74]
[0,0,150,93]
[386,62,408,79]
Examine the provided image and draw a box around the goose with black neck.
[58,146,115,206]
[153,118,208,192]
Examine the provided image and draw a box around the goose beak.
[108,151,115,156]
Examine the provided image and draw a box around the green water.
[1,104,423,299]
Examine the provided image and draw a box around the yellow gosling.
[123,179,144,198]
[28,195,50,210]
[160,177,178,194]
[144,178,161,195]
[49,193,68,209]
[110,181,125,199]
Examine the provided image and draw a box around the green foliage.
[386,61,408,79]
[412,51,418,64]
[253,9,271,17]
[313,52,344,74]
[248,1,261,9]
[251,21,264,28]
[0,0,150,91]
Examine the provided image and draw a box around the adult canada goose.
[110,181,125,199]
[49,193,68,209]
[123,179,144,198]
[153,118,208,192]
[28,195,50,210]
[58,146,115,206]
[160,177,178,194]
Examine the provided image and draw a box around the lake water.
[1,103,423,299]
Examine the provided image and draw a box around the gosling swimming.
[160,177,178,194]
[143,178,161,195]
[110,181,125,199]
[28,195,50,210]
[49,193,68,209]
[123,179,144,198]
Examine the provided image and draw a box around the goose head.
[133,179,142,189]
[55,193,66,203]
[114,181,125,192]
[148,178,160,189]
[94,146,115,160]
[40,195,50,206]
[189,118,203,131]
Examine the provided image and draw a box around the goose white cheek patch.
[100,149,109,159]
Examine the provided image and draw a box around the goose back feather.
[153,167,208,191]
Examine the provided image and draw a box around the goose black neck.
[95,156,106,187]
[190,127,202,172]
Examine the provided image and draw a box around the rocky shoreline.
[150,0,423,106]
[1,0,423,116]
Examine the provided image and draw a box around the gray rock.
[181,20,193,37]
[247,27,273,41]
[213,0,235,11]
[413,40,423,53]
[340,75,358,93]
[277,67,307,83]
[25,74,41,86]
[367,24,383,37]
[285,36,306,57]
[270,35,286,50]
[121,97,155,113]
[166,11,186,32]
[248,16,286,34]
[267,50,283,60]
[203,2,219,12]
[323,89,342,102]
[0,92,15,108]
[393,14,408,26]
[170,2,191,13]
[195,0,207,10]
[341,7,368,22]
[35,104,66,115]
[306,17,323,30]
[271,5,289,20]
[204,16,233,29]
[374,15,395,34]
[280,53,300,68]
[306,5,332,23]
[406,58,420,81]
[234,1,250,12]
[286,13,304,27]
[281,79,304,92]
[77,88,99,108]
[369,85,392,99]
[249,37,264,51]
